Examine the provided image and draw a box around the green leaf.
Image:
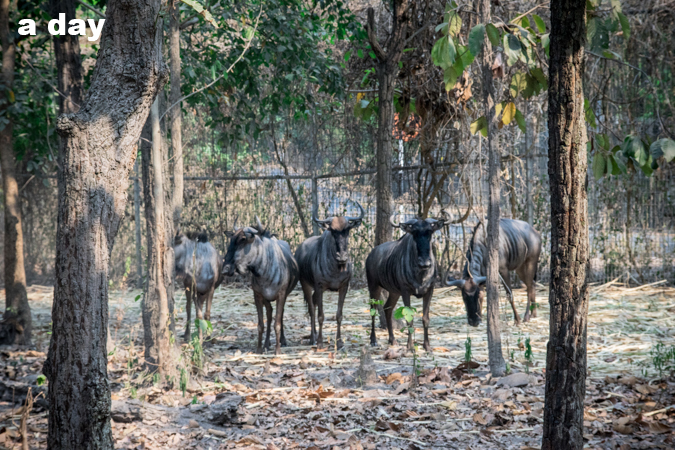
[37,374,46,386]
[532,14,546,33]
[612,153,627,174]
[541,33,550,57]
[470,116,488,137]
[617,12,630,40]
[584,99,597,128]
[592,152,606,179]
[447,11,462,36]
[468,24,485,57]
[432,37,456,68]
[515,109,526,133]
[640,156,654,176]
[622,135,648,166]
[595,133,609,151]
[180,0,218,28]
[530,67,547,90]
[134,294,142,302]
[504,33,522,66]
[509,72,527,98]
[650,138,675,163]
[435,22,449,34]
[443,67,458,91]
[344,50,351,62]
[486,23,500,46]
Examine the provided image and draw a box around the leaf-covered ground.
[1,283,674,449]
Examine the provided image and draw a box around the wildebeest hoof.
[523,314,531,322]
[370,339,379,347]
[423,343,432,353]
[336,339,344,350]
[280,339,289,347]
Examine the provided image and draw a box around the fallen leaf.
[386,373,403,385]
[648,421,671,433]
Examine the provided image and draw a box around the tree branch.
[77,0,105,18]
[365,8,386,61]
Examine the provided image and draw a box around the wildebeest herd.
[174,203,542,355]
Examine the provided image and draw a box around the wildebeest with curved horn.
[366,212,448,351]
[446,218,541,326]
[174,230,224,341]
[223,217,299,354]
[294,201,365,349]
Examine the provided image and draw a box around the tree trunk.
[478,0,506,377]
[0,0,31,346]
[49,0,83,116]
[169,1,183,228]
[365,2,409,246]
[134,160,144,289]
[42,0,166,446]
[375,69,395,244]
[141,100,176,376]
[542,1,589,448]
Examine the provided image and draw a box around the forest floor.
[1,282,675,449]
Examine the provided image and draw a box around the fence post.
[311,175,319,236]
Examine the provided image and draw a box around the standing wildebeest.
[366,213,448,351]
[174,231,224,340]
[295,202,365,349]
[446,219,541,326]
[223,217,299,354]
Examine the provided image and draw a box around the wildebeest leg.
[368,285,382,346]
[401,293,414,351]
[316,288,325,349]
[264,299,273,353]
[184,287,192,342]
[517,262,537,321]
[336,283,348,350]
[384,292,401,347]
[422,288,433,353]
[254,292,265,354]
[279,309,288,347]
[204,285,215,321]
[500,269,520,325]
[376,295,388,329]
[274,293,287,355]
[194,292,205,341]
[301,281,317,345]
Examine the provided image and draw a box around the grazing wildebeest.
[223,217,299,354]
[366,213,448,351]
[174,231,224,340]
[295,202,365,349]
[446,218,541,326]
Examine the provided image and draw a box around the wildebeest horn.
[345,201,365,222]
[440,209,451,222]
[255,215,264,232]
[232,215,241,232]
[446,277,466,289]
[313,213,332,224]
[389,213,400,228]
[474,276,487,285]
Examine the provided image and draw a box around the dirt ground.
[1,282,675,449]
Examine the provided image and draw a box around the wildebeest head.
[313,201,365,268]
[446,273,487,327]
[223,219,261,277]
[390,211,448,269]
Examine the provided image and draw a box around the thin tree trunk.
[49,0,83,117]
[542,0,589,448]
[365,2,409,246]
[141,100,176,375]
[0,0,31,346]
[134,160,144,288]
[43,0,166,446]
[169,0,183,228]
[478,0,506,377]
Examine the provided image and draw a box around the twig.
[643,404,675,417]
[159,5,263,123]
[623,279,668,292]
[77,0,105,18]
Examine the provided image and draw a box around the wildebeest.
[223,217,299,354]
[174,231,224,340]
[446,219,541,326]
[366,213,448,351]
[295,202,365,349]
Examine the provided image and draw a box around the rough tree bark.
[478,0,506,377]
[365,1,409,246]
[141,100,176,376]
[542,1,589,448]
[0,0,31,345]
[169,0,183,228]
[42,0,167,447]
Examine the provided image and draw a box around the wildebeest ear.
[400,221,415,234]
[348,219,362,229]
[243,227,258,241]
[474,276,487,286]
[426,218,443,231]
[225,230,234,239]
[318,220,332,230]
[446,277,466,289]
